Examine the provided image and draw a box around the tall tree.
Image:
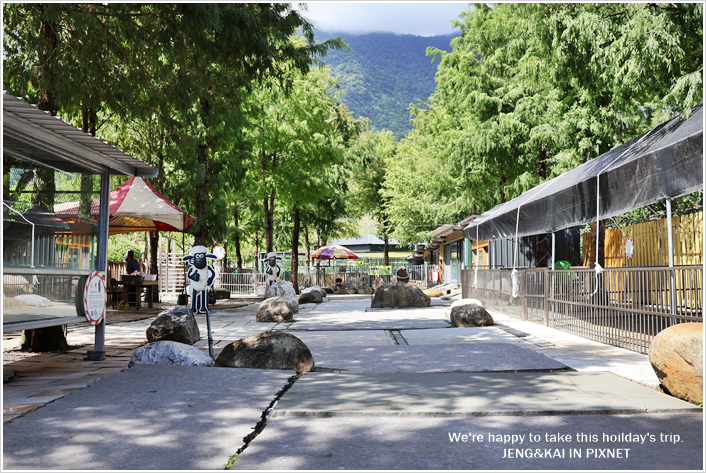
[347,124,397,264]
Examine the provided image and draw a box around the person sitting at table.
[126,250,140,274]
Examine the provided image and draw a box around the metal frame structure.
[3,94,157,359]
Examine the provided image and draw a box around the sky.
[292,2,470,37]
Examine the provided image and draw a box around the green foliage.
[317,31,459,139]
[382,2,702,244]
[107,234,142,263]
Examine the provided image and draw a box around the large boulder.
[214,288,231,300]
[450,303,494,327]
[335,287,358,295]
[450,298,483,309]
[14,294,51,308]
[423,288,444,298]
[256,297,295,323]
[266,281,299,313]
[128,341,214,367]
[371,283,431,309]
[299,291,323,304]
[4,298,30,311]
[323,287,334,294]
[216,332,314,373]
[648,323,703,404]
[301,285,326,298]
[147,306,201,345]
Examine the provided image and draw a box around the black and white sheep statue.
[182,245,217,314]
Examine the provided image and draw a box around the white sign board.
[625,237,635,260]
[213,245,226,261]
[83,271,106,325]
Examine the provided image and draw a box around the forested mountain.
[316,31,459,139]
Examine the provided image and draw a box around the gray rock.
[357,287,375,295]
[301,285,327,298]
[450,298,483,309]
[14,294,52,308]
[450,303,494,327]
[323,287,334,294]
[371,283,431,309]
[128,341,214,367]
[335,287,358,295]
[256,297,295,323]
[4,298,30,311]
[266,281,299,313]
[214,289,230,300]
[146,306,200,344]
[216,332,314,373]
[299,291,323,304]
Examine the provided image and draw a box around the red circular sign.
[83,271,106,325]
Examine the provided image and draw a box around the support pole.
[206,308,214,359]
[86,171,110,361]
[666,199,677,318]
[543,267,550,327]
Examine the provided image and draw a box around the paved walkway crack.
[224,373,301,469]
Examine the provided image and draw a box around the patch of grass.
[224,453,238,469]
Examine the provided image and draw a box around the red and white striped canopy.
[55,177,194,235]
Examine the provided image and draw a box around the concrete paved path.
[310,343,567,373]
[281,299,451,331]
[234,412,703,470]
[4,295,703,470]
[3,365,292,470]
[273,371,699,417]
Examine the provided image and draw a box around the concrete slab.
[400,326,535,346]
[287,330,392,348]
[310,343,567,373]
[234,412,703,470]
[3,365,292,470]
[274,371,700,417]
[488,310,661,386]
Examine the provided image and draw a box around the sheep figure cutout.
[182,245,217,314]
[265,251,282,288]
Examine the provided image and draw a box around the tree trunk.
[264,189,275,253]
[37,8,59,116]
[148,232,159,274]
[383,236,390,266]
[291,207,300,293]
[303,223,311,267]
[233,206,243,269]
[254,231,259,271]
[315,229,321,275]
[193,96,210,246]
[23,7,66,351]
[21,326,68,352]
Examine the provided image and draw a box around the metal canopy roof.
[3,94,158,177]
[465,104,703,241]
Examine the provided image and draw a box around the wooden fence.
[583,212,703,268]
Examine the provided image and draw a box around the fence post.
[543,268,550,327]
[666,199,677,321]
[521,270,528,321]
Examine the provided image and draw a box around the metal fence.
[462,266,703,354]
[153,253,440,297]
[3,274,84,303]
[218,271,268,296]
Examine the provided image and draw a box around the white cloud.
[294,2,469,37]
